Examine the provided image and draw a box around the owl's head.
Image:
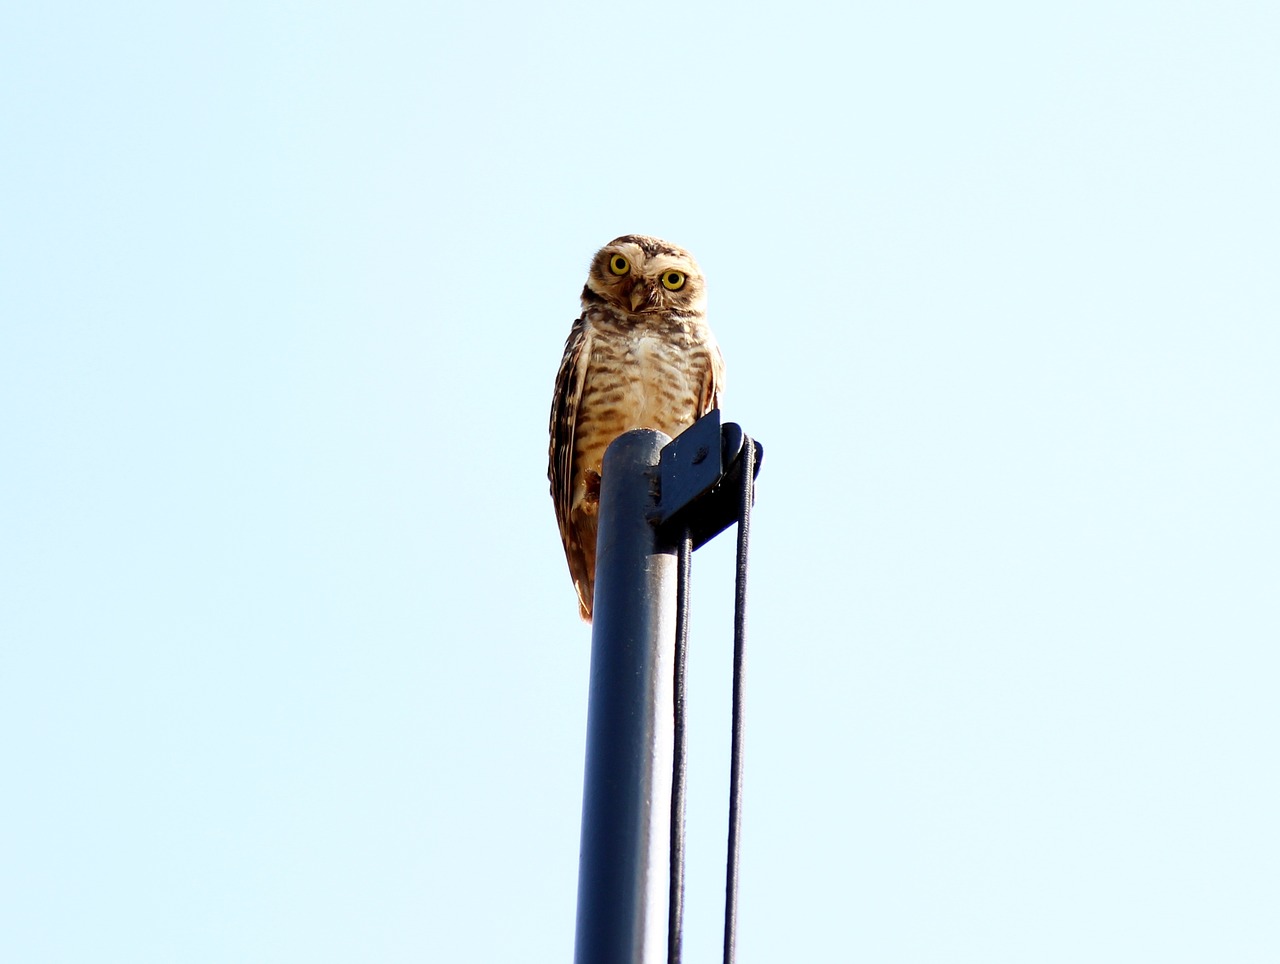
[582,235,707,317]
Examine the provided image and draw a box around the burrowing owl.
[549,235,725,622]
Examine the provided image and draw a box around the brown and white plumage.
[549,235,725,622]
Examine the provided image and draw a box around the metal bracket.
[653,410,763,550]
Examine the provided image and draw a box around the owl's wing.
[698,339,727,416]
[548,315,592,588]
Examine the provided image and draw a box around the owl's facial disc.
[583,236,705,316]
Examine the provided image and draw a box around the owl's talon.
[584,470,601,505]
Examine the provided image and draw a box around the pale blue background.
[3,1,1277,961]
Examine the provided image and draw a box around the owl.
[549,235,725,622]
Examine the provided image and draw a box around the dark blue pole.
[574,429,676,964]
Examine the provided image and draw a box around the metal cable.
[723,437,754,964]
[668,528,692,964]
[668,437,756,964]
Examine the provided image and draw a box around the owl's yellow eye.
[661,270,686,291]
[609,254,630,276]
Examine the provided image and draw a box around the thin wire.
[723,438,755,964]
[668,527,692,964]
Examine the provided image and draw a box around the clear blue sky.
[3,1,1277,961]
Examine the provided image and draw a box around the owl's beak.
[630,283,661,313]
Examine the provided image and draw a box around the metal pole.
[574,429,676,964]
